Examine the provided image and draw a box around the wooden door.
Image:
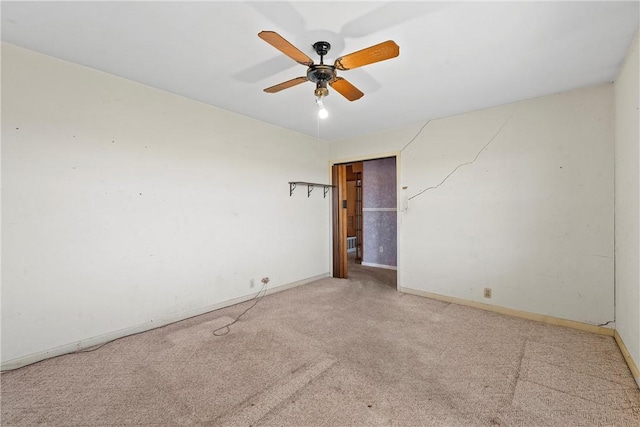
[332,164,348,278]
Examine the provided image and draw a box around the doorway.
[346,163,363,264]
[332,156,398,281]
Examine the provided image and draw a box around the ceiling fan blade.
[258,31,314,66]
[334,40,400,71]
[264,77,308,93]
[330,77,364,101]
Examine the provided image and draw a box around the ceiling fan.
[258,31,400,103]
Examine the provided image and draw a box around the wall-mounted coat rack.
[289,181,335,198]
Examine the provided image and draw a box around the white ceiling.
[2,1,638,141]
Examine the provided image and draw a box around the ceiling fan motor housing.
[307,64,335,97]
[307,65,335,83]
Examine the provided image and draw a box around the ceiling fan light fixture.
[314,80,329,98]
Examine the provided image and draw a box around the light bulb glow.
[316,97,328,119]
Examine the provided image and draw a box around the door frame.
[329,151,402,287]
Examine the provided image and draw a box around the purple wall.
[362,157,397,267]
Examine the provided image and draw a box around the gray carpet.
[2,260,639,426]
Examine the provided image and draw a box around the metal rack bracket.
[288,181,335,198]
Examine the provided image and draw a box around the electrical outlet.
[484,288,492,298]
[261,277,270,285]
[379,246,383,253]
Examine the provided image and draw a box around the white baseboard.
[361,262,397,270]
[399,286,615,337]
[0,273,330,372]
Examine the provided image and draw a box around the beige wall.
[614,32,640,386]
[332,84,615,326]
[1,43,331,367]
[3,37,634,379]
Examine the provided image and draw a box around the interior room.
[2,1,639,425]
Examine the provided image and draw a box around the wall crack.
[597,320,614,327]
[408,105,518,201]
[401,120,431,152]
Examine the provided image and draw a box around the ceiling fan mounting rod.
[309,41,335,96]
[313,41,331,65]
